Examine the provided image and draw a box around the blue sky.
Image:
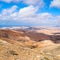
[0,0,60,27]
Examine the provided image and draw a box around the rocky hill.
[0,27,60,60]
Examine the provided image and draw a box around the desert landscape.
[0,0,60,60]
[0,26,60,60]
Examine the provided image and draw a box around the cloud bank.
[0,0,60,26]
[0,5,60,26]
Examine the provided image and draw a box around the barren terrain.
[0,27,60,60]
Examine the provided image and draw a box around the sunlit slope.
[0,28,60,60]
[0,39,60,60]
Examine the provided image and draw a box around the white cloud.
[0,0,45,8]
[50,0,60,8]
[0,5,60,26]
[1,5,18,16]
[0,0,21,3]
[19,5,38,17]
[23,0,44,7]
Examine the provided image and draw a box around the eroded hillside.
[0,27,60,60]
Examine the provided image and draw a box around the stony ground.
[0,39,60,60]
[0,28,60,60]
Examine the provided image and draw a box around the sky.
[0,0,60,27]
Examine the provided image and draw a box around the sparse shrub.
[41,57,49,60]
[30,45,37,49]
[8,50,18,56]
[27,44,37,49]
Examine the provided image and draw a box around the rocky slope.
[0,27,60,60]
